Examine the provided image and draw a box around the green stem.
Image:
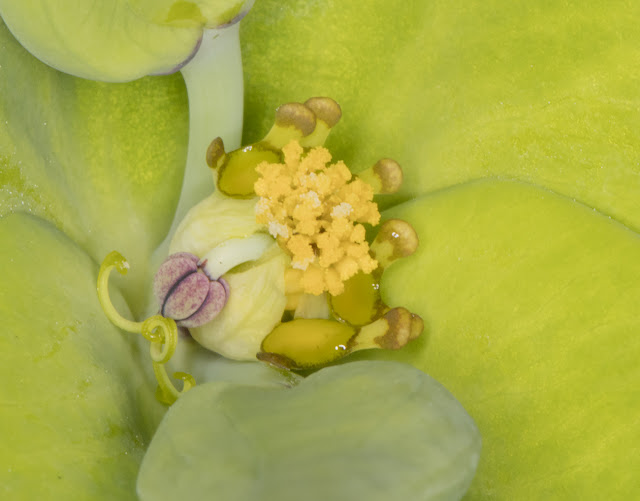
[152,24,244,274]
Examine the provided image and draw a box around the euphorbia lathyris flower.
[99,97,425,399]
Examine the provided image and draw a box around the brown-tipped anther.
[410,313,424,341]
[304,97,342,128]
[206,137,226,169]
[357,158,403,194]
[370,219,419,269]
[275,103,317,136]
[374,158,403,193]
[374,307,418,350]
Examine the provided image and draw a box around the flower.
[2,0,640,499]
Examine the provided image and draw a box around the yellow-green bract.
[0,0,253,81]
[2,0,640,499]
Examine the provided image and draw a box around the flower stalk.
[152,24,245,275]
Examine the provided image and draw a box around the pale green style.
[2,0,640,499]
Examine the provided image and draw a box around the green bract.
[241,0,640,498]
[0,0,253,81]
[0,214,162,499]
[373,180,640,498]
[0,20,189,314]
[137,361,481,501]
[2,0,640,499]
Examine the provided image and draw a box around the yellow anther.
[255,139,381,296]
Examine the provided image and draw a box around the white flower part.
[291,255,315,270]
[299,190,322,208]
[299,171,317,187]
[255,197,270,216]
[331,202,353,218]
[267,221,289,239]
[200,233,274,280]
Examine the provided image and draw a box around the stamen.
[206,136,226,170]
[300,97,342,147]
[370,218,419,268]
[350,307,423,353]
[262,102,316,149]
[357,158,404,195]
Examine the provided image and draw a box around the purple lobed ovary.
[153,252,228,328]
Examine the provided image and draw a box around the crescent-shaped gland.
[258,307,423,371]
[216,144,282,198]
[153,253,199,306]
[258,319,356,370]
[330,220,418,326]
[329,270,385,326]
[162,272,211,321]
[179,280,228,328]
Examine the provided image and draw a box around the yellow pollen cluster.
[255,140,380,295]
